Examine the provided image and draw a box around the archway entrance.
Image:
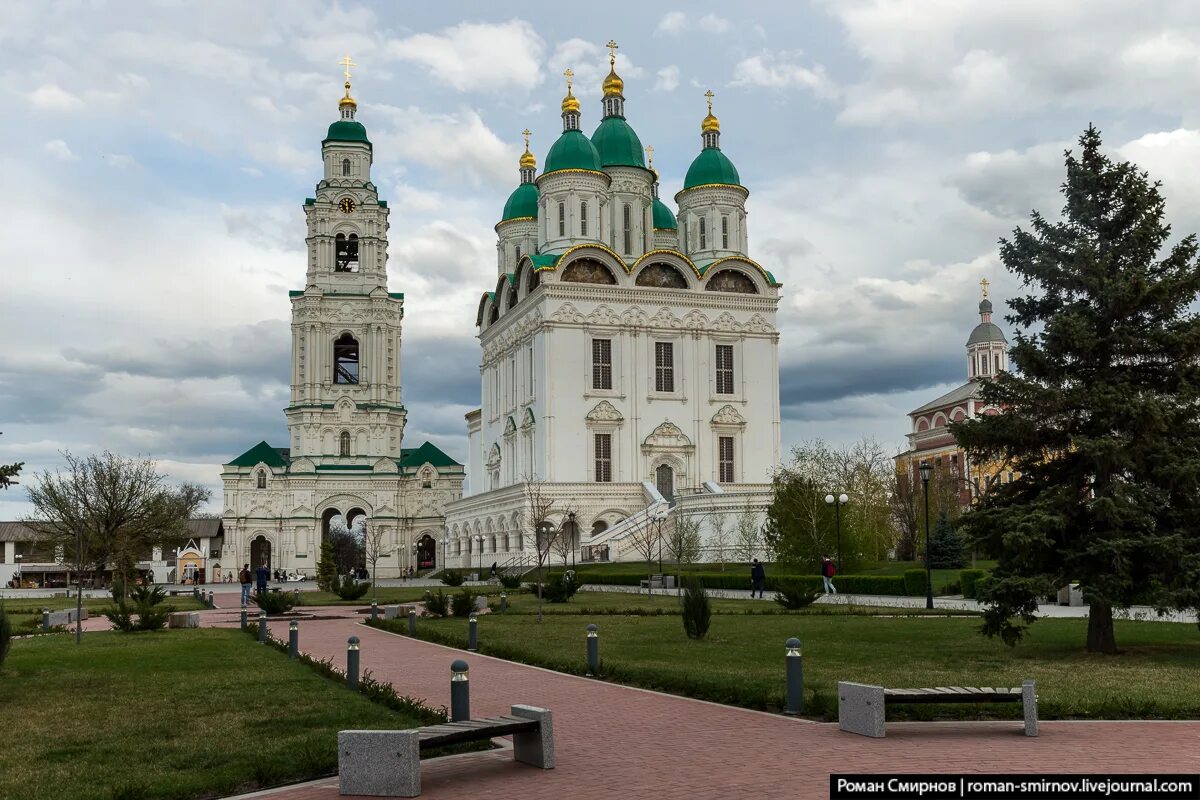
[321,508,342,542]
[656,464,675,501]
[250,536,271,571]
[416,534,436,570]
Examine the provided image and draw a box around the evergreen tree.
[316,538,338,593]
[953,126,1200,653]
[927,511,968,569]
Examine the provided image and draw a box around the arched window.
[558,202,565,237]
[333,333,359,384]
[335,233,359,272]
[339,431,351,456]
[721,216,729,248]
[341,158,351,177]
[422,469,433,489]
[256,470,266,489]
[699,217,707,250]
[656,464,674,500]
[580,201,588,236]
[622,203,632,254]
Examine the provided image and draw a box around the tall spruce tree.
[953,126,1200,653]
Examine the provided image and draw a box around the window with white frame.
[718,436,735,483]
[594,433,612,482]
[715,344,735,394]
[622,203,632,254]
[721,216,729,248]
[654,341,674,393]
[581,201,588,237]
[558,202,565,237]
[592,338,612,390]
[527,345,534,396]
[699,217,707,250]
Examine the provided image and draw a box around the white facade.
[219,81,464,578]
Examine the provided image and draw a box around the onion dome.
[646,145,677,230]
[682,90,740,190]
[501,130,540,221]
[325,56,370,146]
[968,279,1007,345]
[602,39,624,98]
[592,40,645,167]
[545,68,601,173]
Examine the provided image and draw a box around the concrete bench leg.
[838,682,886,738]
[511,705,555,768]
[339,730,420,797]
[1022,680,1039,737]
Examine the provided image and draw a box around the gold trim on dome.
[703,255,777,286]
[673,182,750,200]
[537,167,611,181]
[494,216,536,231]
[555,242,632,274]
[631,248,700,277]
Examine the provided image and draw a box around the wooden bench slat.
[417,716,539,749]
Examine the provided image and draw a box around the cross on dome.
[561,67,580,116]
[338,54,358,115]
[607,39,618,65]
[339,54,357,81]
[980,277,990,299]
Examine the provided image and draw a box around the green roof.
[544,129,601,173]
[652,197,678,230]
[501,182,539,222]
[683,146,741,189]
[227,441,290,468]
[529,253,561,270]
[398,441,463,469]
[324,120,371,146]
[591,116,645,168]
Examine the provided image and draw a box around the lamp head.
[839,493,849,504]
[919,461,933,483]
[824,494,834,505]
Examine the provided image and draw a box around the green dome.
[652,197,677,230]
[324,119,370,145]
[683,147,740,189]
[591,116,645,168]
[501,182,540,222]
[544,129,601,173]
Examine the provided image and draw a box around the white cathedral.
[443,48,782,568]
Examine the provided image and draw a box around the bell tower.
[285,58,407,462]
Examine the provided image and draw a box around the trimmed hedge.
[573,570,910,596]
[960,569,987,599]
[903,569,928,597]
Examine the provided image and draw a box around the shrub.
[0,605,11,668]
[440,570,465,587]
[423,589,450,617]
[334,577,371,601]
[960,569,987,599]
[929,511,969,568]
[316,539,338,592]
[451,587,480,617]
[681,577,712,640]
[254,591,295,615]
[104,595,172,632]
[498,573,522,590]
[774,581,820,610]
[571,570,908,596]
[903,569,928,596]
[528,572,579,603]
[129,585,167,606]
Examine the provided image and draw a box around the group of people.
[238,563,271,607]
[748,556,838,598]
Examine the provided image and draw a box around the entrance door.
[417,535,436,569]
[655,464,675,501]
[250,536,271,571]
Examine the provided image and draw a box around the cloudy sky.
[4,0,1200,516]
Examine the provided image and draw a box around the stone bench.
[167,612,200,629]
[384,604,417,620]
[45,608,88,627]
[838,681,1038,738]
[338,705,554,797]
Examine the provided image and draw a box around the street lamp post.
[475,535,484,578]
[14,554,22,587]
[567,511,577,570]
[918,461,934,610]
[823,493,849,570]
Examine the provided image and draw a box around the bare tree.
[549,510,578,569]
[24,451,207,644]
[362,518,388,603]
[664,507,703,595]
[733,505,761,564]
[626,507,668,601]
[522,473,560,623]
[705,506,732,570]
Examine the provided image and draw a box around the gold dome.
[339,80,357,109]
[561,67,579,113]
[519,129,536,169]
[701,89,719,132]
[602,67,624,97]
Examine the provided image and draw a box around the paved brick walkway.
[204,610,1200,800]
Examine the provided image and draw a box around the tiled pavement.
[197,608,1200,800]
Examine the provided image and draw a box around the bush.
[129,585,167,606]
[254,591,295,615]
[960,569,987,599]
[0,605,11,668]
[316,539,338,592]
[334,576,371,601]
[903,569,928,596]
[440,570,465,587]
[451,587,480,617]
[681,577,712,640]
[774,581,820,610]
[498,573,522,590]
[571,569,908,596]
[423,589,450,617]
[104,595,172,632]
[528,572,579,603]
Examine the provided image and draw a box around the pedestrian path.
[216,612,1199,800]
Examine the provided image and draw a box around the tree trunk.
[1086,601,1117,654]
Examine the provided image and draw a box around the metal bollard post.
[240,609,248,630]
[289,620,299,659]
[370,600,378,622]
[258,611,267,643]
[293,588,300,606]
[207,591,215,608]
[450,660,470,721]
[587,623,599,676]
[468,614,478,651]
[784,638,804,715]
[42,609,50,632]
[407,608,417,636]
[347,637,360,690]
[500,592,507,613]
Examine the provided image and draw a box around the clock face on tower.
[338,197,356,214]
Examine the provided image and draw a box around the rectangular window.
[592,338,612,390]
[715,344,734,394]
[699,217,707,250]
[558,202,565,237]
[994,353,1000,372]
[719,436,735,483]
[595,433,612,482]
[581,201,588,236]
[980,354,988,376]
[510,355,516,408]
[721,216,729,248]
[655,341,675,392]
[623,204,632,254]
[528,345,534,396]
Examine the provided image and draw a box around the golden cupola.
[602,39,624,98]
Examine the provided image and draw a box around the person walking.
[489,561,498,580]
[750,558,766,599]
[821,555,838,594]
[239,564,252,607]
[255,563,269,596]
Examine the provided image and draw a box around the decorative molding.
[642,420,694,452]
[586,400,624,424]
[711,404,747,428]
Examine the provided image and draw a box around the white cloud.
[698,14,731,34]
[655,65,680,92]
[102,153,138,169]
[43,139,78,161]
[28,84,83,111]
[656,12,687,36]
[548,39,643,98]
[731,51,837,98]
[387,20,544,91]
[374,105,512,186]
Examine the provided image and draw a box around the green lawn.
[0,596,207,614]
[0,629,430,800]
[378,592,1200,722]
[295,586,440,606]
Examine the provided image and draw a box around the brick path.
[204,610,1200,800]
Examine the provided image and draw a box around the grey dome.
[979,298,993,314]
[967,322,1007,346]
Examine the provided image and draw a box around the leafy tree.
[732,505,761,564]
[316,538,338,592]
[928,511,968,569]
[953,126,1200,653]
[0,432,22,491]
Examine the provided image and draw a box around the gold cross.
[522,128,531,149]
[339,54,357,81]
[607,39,618,65]
[645,144,654,168]
[705,89,714,113]
[980,277,990,299]
[564,67,574,91]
